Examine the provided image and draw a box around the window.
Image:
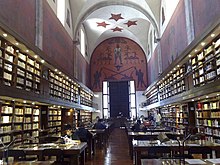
[80,29,86,57]
[57,0,65,25]
[102,80,136,119]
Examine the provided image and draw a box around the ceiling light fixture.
[211,33,215,37]
[201,42,205,46]
[3,33,7,37]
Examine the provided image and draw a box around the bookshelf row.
[0,34,93,107]
[0,40,41,93]
[0,99,92,146]
[191,37,220,87]
[144,33,220,106]
[160,104,188,134]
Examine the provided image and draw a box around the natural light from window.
[80,29,86,57]
[57,0,65,25]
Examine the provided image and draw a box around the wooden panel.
[160,0,188,72]
[192,0,220,38]
[42,1,74,77]
[0,0,36,45]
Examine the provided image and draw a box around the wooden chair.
[188,146,212,159]
[142,146,172,159]
[6,149,37,161]
[42,148,70,165]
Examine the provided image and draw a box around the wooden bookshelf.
[0,100,40,146]
[191,37,220,87]
[0,38,41,93]
[80,110,92,125]
[195,96,220,141]
[161,104,189,134]
[80,89,93,106]
[48,107,62,135]
[158,65,186,101]
[49,70,79,103]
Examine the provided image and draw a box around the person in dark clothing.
[73,123,93,142]
[132,119,142,132]
[93,119,106,129]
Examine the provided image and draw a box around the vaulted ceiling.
[69,0,162,58]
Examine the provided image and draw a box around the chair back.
[188,146,212,159]
[42,148,63,161]
[147,146,171,158]
[7,150,26,161]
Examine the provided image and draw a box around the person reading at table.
[132,119,143,132]
[73,122,93,142]
[93,119,106,129]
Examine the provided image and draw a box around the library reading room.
[0,0,220,165]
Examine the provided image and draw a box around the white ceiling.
[69,0,162,58]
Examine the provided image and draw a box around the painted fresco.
[43,1,74,76]
[160,0,188,72]
[192,0,220,37]
[0,0,36,45]
[90,37,147,92]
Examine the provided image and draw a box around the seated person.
[63,124,74,139]
[93,119,106,129]
[132,119,142,132]
[73,123,93,142]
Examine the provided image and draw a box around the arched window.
[80,29,86,57]
[57,0,65,25]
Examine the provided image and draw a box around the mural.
[90,37,147,92]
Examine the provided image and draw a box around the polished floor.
[85,128,133,165]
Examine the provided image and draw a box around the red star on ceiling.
[109,13,124,21]
[124,20,137,27]
[96,21,110,28]
[111,27,123,32]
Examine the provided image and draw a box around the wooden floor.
[85,128,133,165]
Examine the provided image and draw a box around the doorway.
[109,81,129,118]
[102,80,136,119]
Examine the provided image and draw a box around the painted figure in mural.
[114,44,122,65]
[92,69,102,89]
[135,67,146,88]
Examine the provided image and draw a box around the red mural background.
[43,1,74,77]
[90,37,147,92]
[0,0,36,45]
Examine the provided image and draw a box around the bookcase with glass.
[48,107,62,135]
[191,36,220,87]
[195,96,220,142]
[0,100,40,146]
[49,70,79,103]
[161,104,188,134]
[80,89,93,106]
[158,65,186,101]
[0,37,41,93]
[80,110,92,125]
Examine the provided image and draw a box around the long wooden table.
[128,131,184,159]
[1,161,55,165]
[133,140,220,165]
[11,142,87,165]
[141,158,220,165]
